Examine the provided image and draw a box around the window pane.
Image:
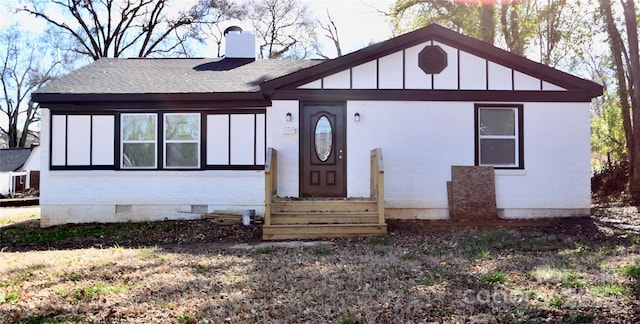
[314,116,332,162]
[480,109,515,135]
[165,115,200,141]
[480,139,516,165]
[166,143,199,167]
[123,143,155,167]
[122,115,156,140]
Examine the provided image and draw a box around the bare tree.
[189,0,245,57]
[244,0,318,59]
[20,0,239,60]
[0,27,62,148]
[316,10,342,59]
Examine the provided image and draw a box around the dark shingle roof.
[35,58,321,95]
[0,148,31,172]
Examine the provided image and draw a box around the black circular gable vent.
[418,45,448,74]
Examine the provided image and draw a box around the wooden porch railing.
[370,148,385,224]
[264,147,277,226]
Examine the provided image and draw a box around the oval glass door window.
[315,116,333,161]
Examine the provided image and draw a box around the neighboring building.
[32,24,602,238]
[0,146,40,195]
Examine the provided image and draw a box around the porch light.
[286,112,292,122]
[354,112,361,122]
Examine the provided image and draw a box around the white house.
[32,24,602,239]
[0,146,40,196]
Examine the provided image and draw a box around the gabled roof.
[261,24,602,98]
[33,58,321,104]
[0,148,32,172]
[32,24,602,107]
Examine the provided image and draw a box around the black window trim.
[49,110,266,171]
[474,103,524,170]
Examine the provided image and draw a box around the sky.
[0,0,397,58]
[302,0,396,55]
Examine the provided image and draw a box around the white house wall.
[91,116,115,165]
[0,174,10,195]
[495,102,591,218]
[207,115,230,165]
[268,100,590,219]
[21,146,41,171]
[230,114,257,165]
[51,115,67,166]
[67,115,91,165]
[40,109,265,227]
[266,100,300,197]
[405,43,432,89]
[297,41,567,92]
[347,101,472,219]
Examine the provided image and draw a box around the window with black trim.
[121,113,157,169]
[164,113,200,168]
[475,104,523,169]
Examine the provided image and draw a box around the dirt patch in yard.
[0,207,639,323]
[0,218,262,252]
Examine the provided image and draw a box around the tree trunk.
[480,4,495,44]
[621,0,640,198]
[600,0,635,189]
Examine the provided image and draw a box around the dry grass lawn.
[0,206,639,323]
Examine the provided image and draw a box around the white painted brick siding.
[40,109,264,226]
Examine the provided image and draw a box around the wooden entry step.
[271,199,377,213]
[263,224,388,240]
[264,148,386,240]
[270,211,379,225]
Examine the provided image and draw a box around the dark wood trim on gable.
[457,48,461,90]
[260,24,602,98]
[376,58,380,89]
[402,49,406,89]
[485,59,489,91]
[271,89,595,102]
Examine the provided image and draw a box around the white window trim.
[478,107,520,168]
[121,113,158,169]
[163,113,201,169]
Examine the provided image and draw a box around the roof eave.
[33,91,268,105]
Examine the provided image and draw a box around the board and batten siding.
[51,115,115,167]
[269,100,591,220]
[298,41,566,92]
[41,109,266,226]
[49,112,266,169]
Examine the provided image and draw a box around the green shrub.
[479,271,507,285]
